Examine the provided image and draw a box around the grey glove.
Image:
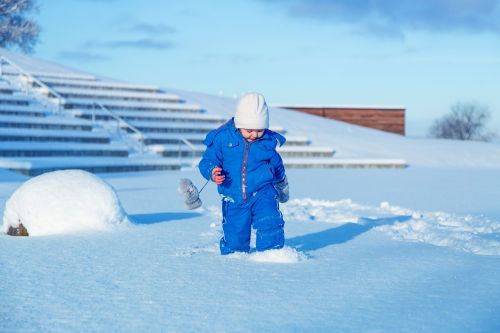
[274,176,289,203]
[178,178,202,210]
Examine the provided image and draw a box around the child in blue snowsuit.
[199,93,289,255]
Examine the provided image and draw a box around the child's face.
[239,128,265,143]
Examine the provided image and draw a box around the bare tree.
[0,0,40,53]
[429,102,497,142]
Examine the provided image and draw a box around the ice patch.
[228,246,307,263]
[2,169,129,236]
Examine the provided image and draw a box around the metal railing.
[0,56,65,112]
[92,102,145,154]
[178,137,198,167]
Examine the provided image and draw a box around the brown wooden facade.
[279,106,406,135]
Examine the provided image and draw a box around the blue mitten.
[274,176,289,203]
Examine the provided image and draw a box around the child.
[199,92,289,255]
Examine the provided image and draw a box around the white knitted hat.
[234,92,269,129]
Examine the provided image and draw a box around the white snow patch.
[279,198,500,256]
[228,246,307,263]
[2,169,129,236]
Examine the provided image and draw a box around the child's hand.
[211,167,225,185]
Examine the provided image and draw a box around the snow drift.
[2,169,129,236]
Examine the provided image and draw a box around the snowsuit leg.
[220,199,252,255]
[219,186,285,255]
[252,188,285,252]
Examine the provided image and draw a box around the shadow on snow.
[129,212,202,225]
[287,215,412,253]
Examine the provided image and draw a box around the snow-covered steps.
[0,104,47,117]
[70,109,225,124]
[0,128,111,143]
[39,77,162,94]
[54,86,180,103]
[0,114,93,131]
[149,144,335,158]
[0,94,31,106]
[125,120,220,134]
[139,133,310,146]
[0,156,181,176]
[283,136,310,146]
[283,158,408,169]
[63,97,202,113]
[0,81,14,94]
[127,120,285,135]
[31,71,97,82]
[0,142,129,157]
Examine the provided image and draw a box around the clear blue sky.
[29,0,500,136]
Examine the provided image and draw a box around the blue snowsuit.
[199,118,287,254]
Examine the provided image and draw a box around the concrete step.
[0,142,129,157]
[0,94,31,106]
[283,158,408,169]
[172,157,407,169]
[0,128,110,143]
[0,156,181,176]
[0,114,93,131]
[55,86,181,103]
[148,144,334,158]
[0,82,14,94]
[140,133,310,146]
[39,77,162,94]
[129,120,285,135]
[71,108,225,124]
[64,97,202,113]
[0,105,47,117]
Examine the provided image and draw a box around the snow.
[1,88,500,331]
[1,165,499,332]
[2,170,129,236]
[280,198,500,256]
[231,246,308,263]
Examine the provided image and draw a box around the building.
[275,105,406,136]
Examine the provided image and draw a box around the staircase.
[0,49,406,176]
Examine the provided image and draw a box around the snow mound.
[227,247,307,263]
[2,170,129,236]
[281,198,500,256]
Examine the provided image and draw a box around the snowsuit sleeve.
[199,131,223,181]
[267,131,286,182]
[270,151,286,182]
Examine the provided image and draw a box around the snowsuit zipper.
[241,141,252,201]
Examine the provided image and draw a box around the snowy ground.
[1,166,499,333]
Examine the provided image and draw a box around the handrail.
[180,137,196,150]
[93,102,145,154]
[0,56,65,111]
[178,137,197,167]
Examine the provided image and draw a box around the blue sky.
[30,0,500,136]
